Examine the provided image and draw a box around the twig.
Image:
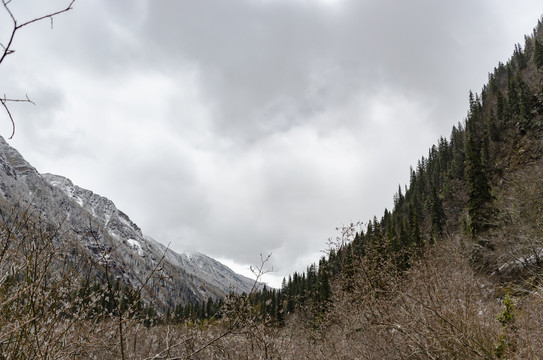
[0,0,76,138]
[0,95,36,139]
[0,99,15,139]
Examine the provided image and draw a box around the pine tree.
[397,220,411,271]
[429,186,445,238]
[465,134,493,237]
[513,43,527,69]
[534,38,543,68]
[317,259,331,305]
[449,124,466,180]
[341,248,355,292]
[408,204,423,249]
[205,297,214,318]
[393,184,404,210]
[508,72,531,132]
[496,91,509,132]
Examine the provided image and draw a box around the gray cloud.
[2,0,542,285]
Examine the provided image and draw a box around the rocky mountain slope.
[0,136,256,308]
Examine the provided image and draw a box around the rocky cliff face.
[0,136,256,308]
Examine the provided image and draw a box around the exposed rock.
[0,136,256,309]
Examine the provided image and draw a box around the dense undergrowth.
[4,209,543,359]
[3,12,543,360]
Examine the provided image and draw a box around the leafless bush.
[6,202,542,359]
[390,238,502,359]
[0,204,100,358]
[479,163,543,281]
[0,204,168,359]
[510,289,543,359]
[273,237,504,360]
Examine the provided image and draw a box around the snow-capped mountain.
[0,136,256,308]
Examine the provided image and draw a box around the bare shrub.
[0,205,99,358]
[479,161,543,280]
[510,290,543,359]
[0,204,165,359]
[1,204,530,359]
[278,237,504,360]
[390,238,502,359]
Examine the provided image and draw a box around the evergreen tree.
[341,248,355,292]
[465,134,493,237]
[496,91,509,130]
[429,186,445,238]
[397,220,411,271]
[513,43,527,69]
[449,124,466,179]
[534,38,543,68]
[286,275,295,313]
[408,204,423,249]
[205,297,214,318]
[393,184,404,210]
[508,71,532,133]
[317,259,331,306]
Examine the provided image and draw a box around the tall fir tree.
[534,38,543,68]
[465,134,493,237]
[429,186,445,238]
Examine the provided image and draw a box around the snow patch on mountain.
[127,239,144,256]
[0,136,258,308]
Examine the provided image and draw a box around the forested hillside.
[233,17,543,328]
[178,16,543,358]
[144,16,543,359]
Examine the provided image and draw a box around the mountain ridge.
[0,136,257,309]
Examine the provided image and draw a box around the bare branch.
[249,253,273,293]
[16,1,76,30]
[0,99,15,139]
[2,94,36,105]
[0,1,18,66]
[0,94,36,139]
[0,0,76,138]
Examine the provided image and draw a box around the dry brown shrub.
[0,203,289,359]
[508,289,543,359]
[5,204,539,359]
[391,239,502,359]
[280,237,504,360]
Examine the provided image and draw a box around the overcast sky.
[1,0,542,287]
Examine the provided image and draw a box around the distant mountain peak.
[0,136,256,309]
